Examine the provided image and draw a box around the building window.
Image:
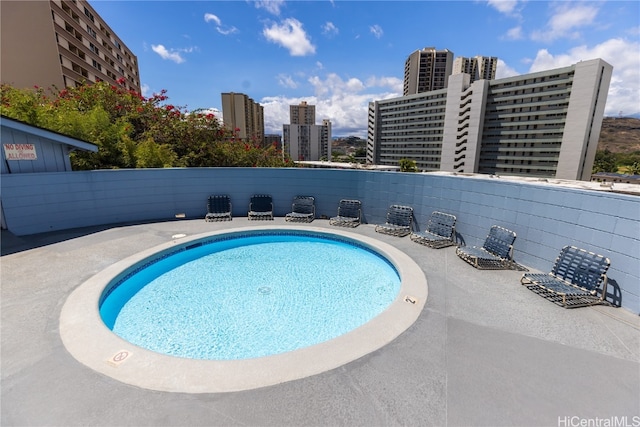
[102,40,113,53]
[68,43,85,60]
[87,25,96,38]
[89,43,99,55]
[92,59,101,71]
[84,7,94,22]
[72,62,88,78]
[65,22,83,42]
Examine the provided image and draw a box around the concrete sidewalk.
[2,218,639,426]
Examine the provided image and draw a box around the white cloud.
[531,3,599,42]
[196,107,221,116]
[369,24,383,39]
[151,44,185,64]
[277,74,298,89]
[263,18,316,56]
[253,0,285,16]
[495,59,519,79]
[217,26,238,36]
[204,13,221,26]
[316,61,324,69]
[187,107,222,125]
[322,21,339,36]
[505,26,523,40]
[486,0,519,16]
[365,76,403,92]
[528,38,640,116]
[140,84,151,97]
[204,13,238,35]
[261,73,402,137]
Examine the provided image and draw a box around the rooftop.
[426,171,640,196]
[2,218,638,426]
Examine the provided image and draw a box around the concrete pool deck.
[2,218,639,426]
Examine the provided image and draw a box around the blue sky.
[91,0,640,137]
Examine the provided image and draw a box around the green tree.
[399,158,418,172]
[627,162,640,175]
[617,151,640,171]
[592,149,617,173]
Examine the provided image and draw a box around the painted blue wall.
[1,126,72,174]
[2,168,638,314]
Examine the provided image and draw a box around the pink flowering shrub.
[0,82,290,169]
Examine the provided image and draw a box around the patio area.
[2,217,638,426]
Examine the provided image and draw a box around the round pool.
[60,225,428,393]
[100,232,401,360]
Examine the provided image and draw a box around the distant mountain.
[598,117,640,153]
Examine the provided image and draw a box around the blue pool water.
[100,232,401,360]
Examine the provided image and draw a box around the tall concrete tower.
[289,101,316,125]
[452,56,498,83]
[403,47,454,95]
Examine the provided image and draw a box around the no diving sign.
[4,143,37,160]
[107,350,131,367]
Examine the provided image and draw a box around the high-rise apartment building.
[368,58,612,180]
[452,56,497,83]
[403,47,454,96]
[290,101,316,125]
[283,124,325,161]
[1,0,140,93]
[221,92,264,143]
[321,119,332,161]
[283,102,331,161]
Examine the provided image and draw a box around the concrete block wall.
[2,168,638,313]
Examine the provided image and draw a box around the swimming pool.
[100,232,401,360]
[60,225,428,393]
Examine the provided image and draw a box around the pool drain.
[258,286,272,295]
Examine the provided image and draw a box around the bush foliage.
[0,81,291,169]
[593,149,640,175]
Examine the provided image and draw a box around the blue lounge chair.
[285,196,315,223]
[521,246,610,308]
[248,194,273,220]
[456,225,516,269]
[205,195,232,222]
[375,205,413,237]
[410,211,456,248]
[329,199,362,228]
